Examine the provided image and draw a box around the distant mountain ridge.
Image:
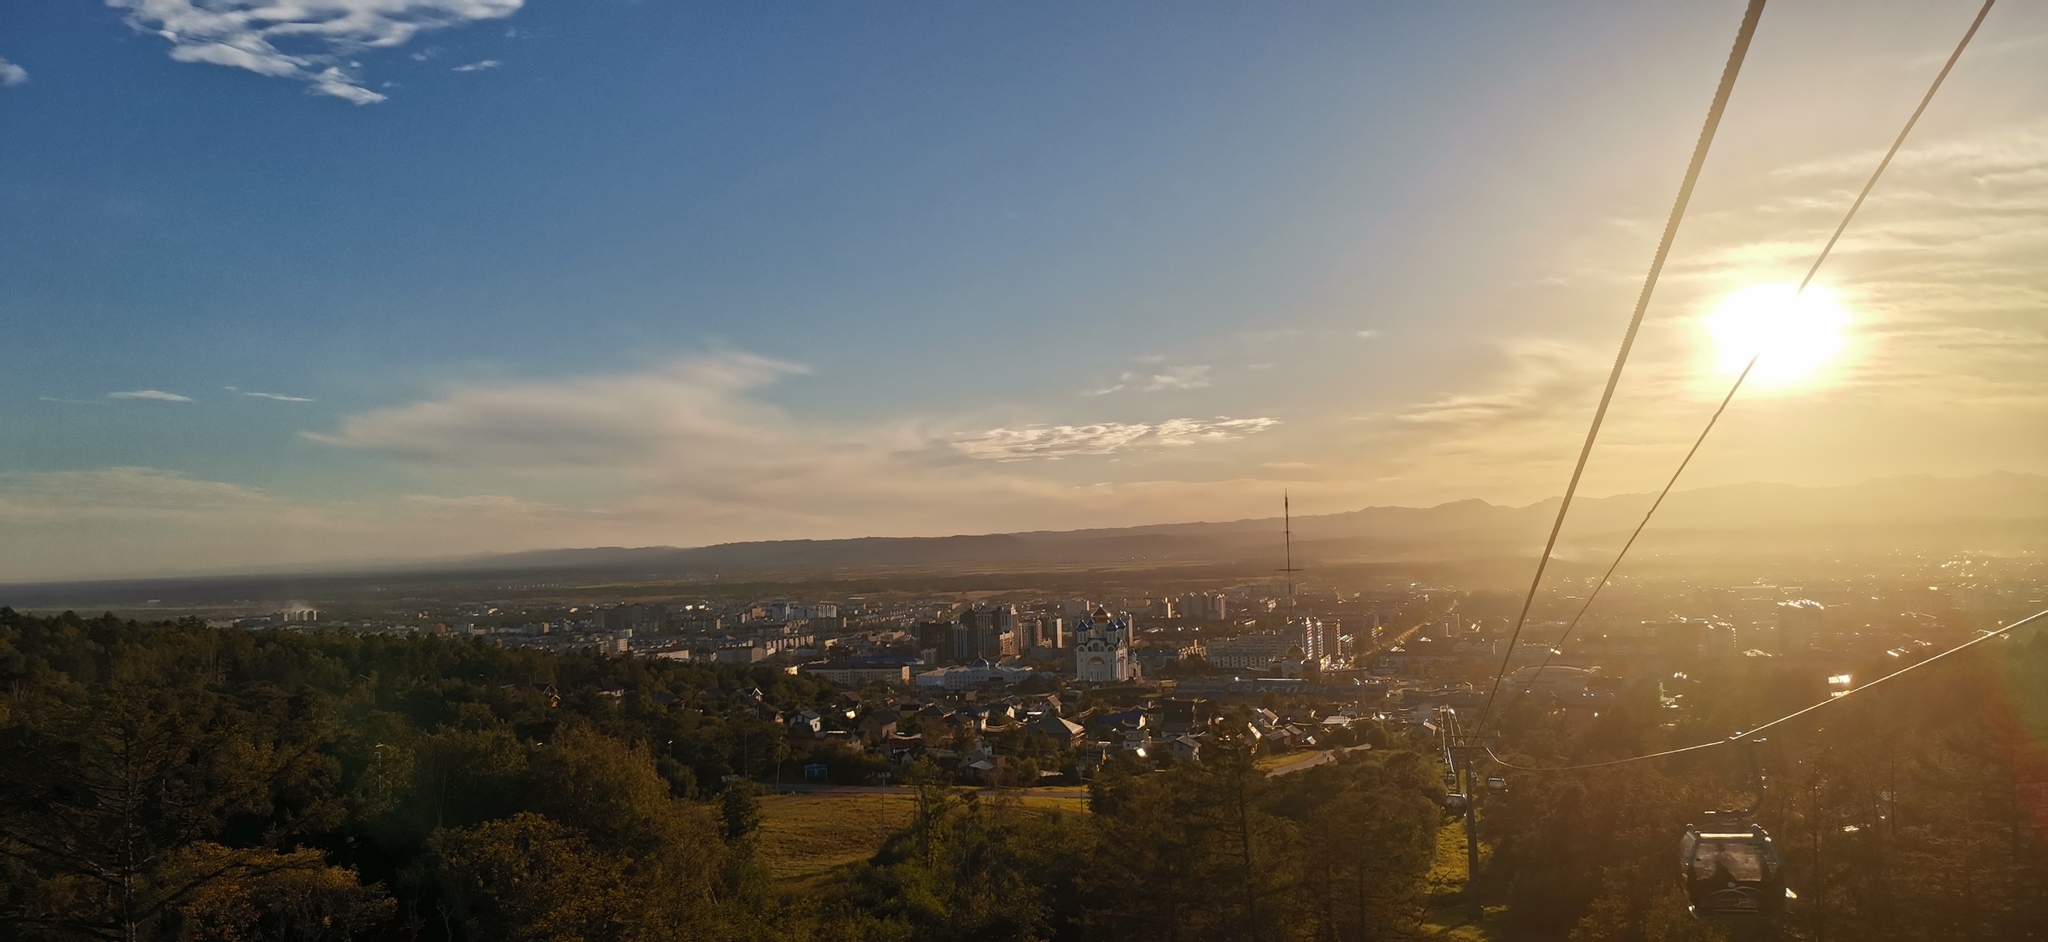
[428,471,2048,576]
[4,473,2043,607]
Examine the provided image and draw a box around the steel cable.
[1472,0,1769,736]
[1485,605,2045,773]
[1505,0,1997,717]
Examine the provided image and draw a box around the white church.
[1072,605,1138,683]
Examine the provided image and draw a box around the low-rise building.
[715,642,766,664]
[801,662,913,686]
[914,660,1039,691]
[1026,712,1086,748]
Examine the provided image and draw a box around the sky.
[2,0,2045,582]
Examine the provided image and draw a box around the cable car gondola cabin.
[1679,823,1788,918]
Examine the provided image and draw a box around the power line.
[1510,0,1997,700]
[1472,0,1768,736]
[1485,605,2047,774]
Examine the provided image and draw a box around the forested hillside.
[0,610,1445,941]
[2,608,2042,941]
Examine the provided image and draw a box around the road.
[1265,742,1374,778]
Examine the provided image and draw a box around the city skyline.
[5,0,2047,581]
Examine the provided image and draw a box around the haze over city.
[5,1,2047,583]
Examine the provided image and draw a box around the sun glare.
[1704,283,1849,387]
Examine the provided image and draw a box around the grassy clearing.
[755,787,1089,889]
[1008,787,1089,813]
[756,792,914,890]
[1007,790,1089,815]
[1254,750,1304,771]
[1420,820,1505,941]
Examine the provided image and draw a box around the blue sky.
[3,1,2044,580]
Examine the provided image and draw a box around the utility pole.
[877,771,892,848]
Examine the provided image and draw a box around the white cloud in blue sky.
[108,389,193,402]
[308,353,807,467]
[0,57,26,86]
[953,417,1277,461]
[107,0,522,103]
[1087,364,1213,397]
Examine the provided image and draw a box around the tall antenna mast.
[1278,490,1302,624]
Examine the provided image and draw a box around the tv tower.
[1278,490,1302,624]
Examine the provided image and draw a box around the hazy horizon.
[7,469,2043,588]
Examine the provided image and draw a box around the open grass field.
[756,791,913,889]
[758,788,1495,936]
[755,787,1091,889]
[1010,785,1090,813]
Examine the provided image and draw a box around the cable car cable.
[1472,0,1768,738]
[1504,0,1997,703]
[1484,605,2047,773]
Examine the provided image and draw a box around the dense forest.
[1,608,2043,941]
[1479,621,2048,942]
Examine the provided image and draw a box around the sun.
[1704,283,1849,387]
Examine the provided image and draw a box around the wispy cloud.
[301,355,1286,546]
[1679,119,2048,404]
[1364,116,2048,504]
[1770,118,2048,185]
[241,391,316,402]
[953,424,1153,459]
[310,353,806,467]
[1357,329,1382,340]
[107,0,523,104]
[0,467,274,514]
[1396,341,1595,429]
[1141,365,1212,391]
[953,416,1278,460]
[451,59,499,72]
[1087,364,1213,396]
[0,466,590,581]
[109,389,194,402]
[0,57,26,86]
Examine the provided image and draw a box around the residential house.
[790,710,826,738]
[1027,712,1086,749]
